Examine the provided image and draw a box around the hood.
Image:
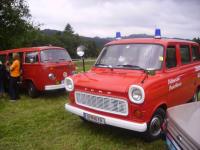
[73,68,145,93]
[167,102,200,147]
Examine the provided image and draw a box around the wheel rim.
[28,86,33,96]
[149,116,162,137]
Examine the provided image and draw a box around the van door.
[178,44,194,103]
[23,51,39,85]
[191,45,200,99]
[165,44,184,107]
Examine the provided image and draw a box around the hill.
[41,29,154,49]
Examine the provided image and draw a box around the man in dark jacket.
[0,60,6,97]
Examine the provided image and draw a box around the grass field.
[0,60,166,150]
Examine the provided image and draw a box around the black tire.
[192,88,200,102]
[27,82,39,98]
[144,108,166,142]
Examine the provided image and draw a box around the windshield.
[40,49,71,63]
[96,44,164,70]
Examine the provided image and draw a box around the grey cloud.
[28,0,200,39]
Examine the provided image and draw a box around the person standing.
[0,60,6,97]
[9,53,21,101]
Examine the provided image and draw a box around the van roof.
[106,38,198,46]
[0,46,65,54]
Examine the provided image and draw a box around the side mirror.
[76,45,86,72]
[145,68,156,76]
[77,45,86,57]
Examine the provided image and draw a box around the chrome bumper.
[45,83,64,91]
[65,103,147,132]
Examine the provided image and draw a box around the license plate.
[166,134,181,150]
[83,113,105,124]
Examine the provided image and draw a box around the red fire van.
[64,33,200,140]
[0,46,75,98]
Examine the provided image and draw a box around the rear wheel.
[27,82,39,98]
[192,88,200,102]
[144,108,166,141]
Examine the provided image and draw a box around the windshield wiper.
[95,63,113,68]
[116,64,145,70]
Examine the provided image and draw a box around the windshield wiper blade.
[116,64,145,70]
[95,63,113,68]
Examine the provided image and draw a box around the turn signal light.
[133,109,143,119]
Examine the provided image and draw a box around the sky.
[27,0,200,39]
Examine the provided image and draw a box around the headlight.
[64,77,74,91]
[128,85,145,104]
[48,73,56,80]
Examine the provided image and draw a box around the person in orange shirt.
[9,53,21,101]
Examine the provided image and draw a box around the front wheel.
[27,82,39,98]
[144,108,166,141]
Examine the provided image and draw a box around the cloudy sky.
[27,0,200,39]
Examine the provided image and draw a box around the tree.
[193,37,200,44]
[0,0,33,50]
[64,23,74,34]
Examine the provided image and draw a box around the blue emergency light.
[155,28,161,39]
[116,32,121,40]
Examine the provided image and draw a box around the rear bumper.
[65,103,147,132]
[45,83,64,91]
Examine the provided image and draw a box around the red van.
[0,46,75,98]
[64,34,200,140]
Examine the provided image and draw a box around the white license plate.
[83,113,105,124]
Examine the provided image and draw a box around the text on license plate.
[83,113,105,124]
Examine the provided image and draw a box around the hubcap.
[29,86,33,95]
[149,116,162,137]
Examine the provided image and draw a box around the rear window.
[180,45,191,64]
[40,49,71,63]
[192,46,200,61]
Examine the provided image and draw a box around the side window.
[166,46,177,69]
[25,52,39,63]
[0,54,6,63]
[180,45,191,64]
[192,46,200,61]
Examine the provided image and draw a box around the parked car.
[0,46,75,98]
[164,102,200,150]
[64,30,200,140]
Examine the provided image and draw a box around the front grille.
[75,91,128,116]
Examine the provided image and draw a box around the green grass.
[0,60,166,150]
[74,59,95,72]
